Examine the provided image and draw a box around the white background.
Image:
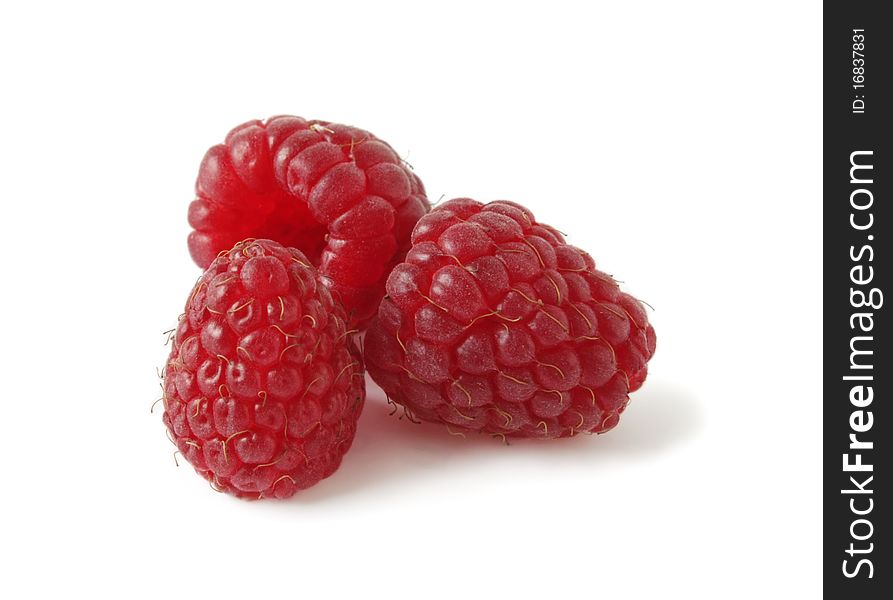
[0,1,822,598]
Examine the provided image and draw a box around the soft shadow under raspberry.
[290,377,701,504]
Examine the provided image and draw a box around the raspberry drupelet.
[162,239,365,499]
[364,199,656,439]
[187,116,430,327]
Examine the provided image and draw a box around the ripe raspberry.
[162,239,365,499]
[364,199,656,439]
[187,116,430,327]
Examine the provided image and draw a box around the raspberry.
[162,239,365,499]
[364,199,656,439]
[187,116,430,327]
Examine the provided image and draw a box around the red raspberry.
[364,199,656,439]
[187,116,430,327]
[162,239,365,499]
